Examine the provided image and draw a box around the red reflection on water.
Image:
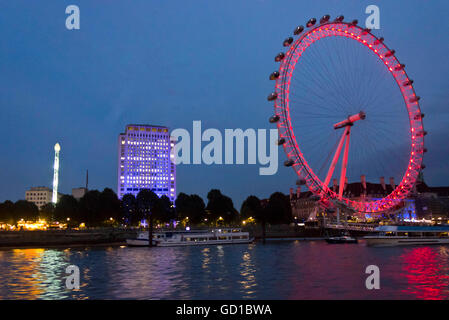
[400,247,449,300]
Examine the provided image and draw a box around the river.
[0,240,448,299]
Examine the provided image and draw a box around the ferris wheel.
[268,15,426,215]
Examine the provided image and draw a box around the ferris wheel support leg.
[323,126,350,189]
[338,127,351,200]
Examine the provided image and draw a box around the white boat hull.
[156,238,254,247]
[126,238,157,247]
[365,236,449,247]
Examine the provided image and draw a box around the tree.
[122,193,138,226]
[0,200,14,224]
[153,195,174,224]
[13,200,39,222]
[241,195,267,243]
[136,189,159,247]
[175,193,206,224]
[78,190,102,225]
[206,189,238,224]
[240,195,263,220]
[99,188,121,223]
[55,195,79,224]
[40,203,55,221]
[266,192,292,225]
[189,195,206,224]
[175,192,190,220]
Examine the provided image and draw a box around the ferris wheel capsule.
[334,15,344,22]
[350,19,358,26]
[284,159,295,167]
[275,52,285,62]
[361,28,371,35]
[269,115,280,123]
[416,130,427,137]
[409,96,421,103]
[293,25,304,35]
[385,50,396,57]
[267,92,278,101]
[414,113,424,120]
[403,79,414,86]
[269,71,280,80]
[283,37,294,47]
[277,138,286,145]
[306,18,316,27]
[374,37,384,45]
[394,64,405,71]
[320,15,330,24]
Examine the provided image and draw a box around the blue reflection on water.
[0,241,448,300]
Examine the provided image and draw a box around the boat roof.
[375,225,449,232]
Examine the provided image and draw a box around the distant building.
[25,187,62,210]
[289,176,449,220]
[415,182,449,219]
[117,124,176,202]
[72,187,87,200]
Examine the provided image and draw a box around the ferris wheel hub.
[333,111,366,129]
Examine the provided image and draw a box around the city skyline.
[0,1,448,210]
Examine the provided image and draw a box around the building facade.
[289,176,449,221]
[25,186,62,210]
[117,124,176,202]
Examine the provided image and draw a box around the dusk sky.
[0,0,448,208]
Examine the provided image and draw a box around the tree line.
[0,188,293,227]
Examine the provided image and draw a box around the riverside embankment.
[0,225,326,248]
[0,228,137,248]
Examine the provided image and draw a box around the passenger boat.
[126,228,254,247]
[364,225,449,247]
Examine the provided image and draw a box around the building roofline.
[126,124,169,129]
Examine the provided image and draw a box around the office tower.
[117,124,176,202]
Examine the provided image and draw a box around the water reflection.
[400,246,449,299]
[1,243,449,299]
[239,244,257,298]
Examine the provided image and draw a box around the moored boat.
[364,225,449,247]
[126,228,254,247]
[325,235,358,244]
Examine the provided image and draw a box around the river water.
[0,240,448,300]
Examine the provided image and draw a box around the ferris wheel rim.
[271,19,425,213]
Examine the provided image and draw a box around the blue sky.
[0,0,448,209]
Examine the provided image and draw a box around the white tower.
[52,143,61,204]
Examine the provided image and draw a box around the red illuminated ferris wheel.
[268,15,426,215]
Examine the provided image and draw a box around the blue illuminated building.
[117,124,176,202]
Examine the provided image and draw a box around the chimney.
[390,177,395,189]
[296,187,300,198]
[289,187,294,200]
[333,178,338,192]
[361,174,367,190]
[380,177,386,190]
